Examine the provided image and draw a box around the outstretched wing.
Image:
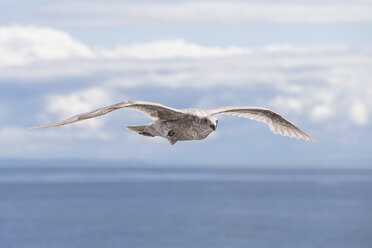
[30,100,185,129]
[208,106,314,142]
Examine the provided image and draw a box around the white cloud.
[270,97,304,114]
[261,43,351,54]
[349,100,369,126]
[43,87,115,130]
[1,26,372,129]
[34,1,372,26]
[30,87,118,142]
[0,26,94,67]
[0,26,250,68]
[310,104,333,122]
[46,87,113,118]
[99,39,250,60]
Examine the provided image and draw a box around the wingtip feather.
[28,125,45,130]
[29,123,58,129]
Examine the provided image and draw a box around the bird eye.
[203,118,208,123]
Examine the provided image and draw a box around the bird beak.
[210,124,216,131]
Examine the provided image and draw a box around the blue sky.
[1,0,372,165]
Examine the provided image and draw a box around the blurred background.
[1,0,372,248]
[1,0,372,164]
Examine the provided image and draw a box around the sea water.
[0,162,371,248]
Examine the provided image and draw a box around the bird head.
[201,116,218,131]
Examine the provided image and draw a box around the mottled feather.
[30,100,184,129]
[208,106,314,142]
[30,100,314,143]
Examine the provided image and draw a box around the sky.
[1,0,372,165]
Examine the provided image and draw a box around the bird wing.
[30,100,185,129]
[208,106,314,142]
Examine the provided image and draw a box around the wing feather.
[30,100,184,129]
[208,106,314,142]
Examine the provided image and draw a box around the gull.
[30,100,314,144]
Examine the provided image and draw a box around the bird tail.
[125,125,155,137]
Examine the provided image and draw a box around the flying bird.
[30,100,314,144]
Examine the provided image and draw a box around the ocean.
[0,162,371,248]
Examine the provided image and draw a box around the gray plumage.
[30,100,315,144]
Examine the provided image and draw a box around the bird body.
[129,114,217,144]
[31,100,314,144]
